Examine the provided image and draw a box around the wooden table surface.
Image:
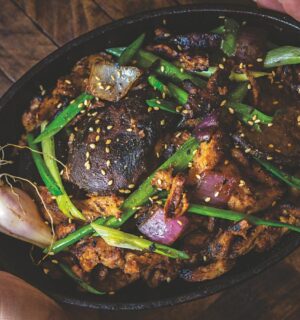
[1,0,300,319]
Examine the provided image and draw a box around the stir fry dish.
[1,17,300,295]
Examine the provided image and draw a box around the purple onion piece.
[192,170,237,206]
[193,112,219,142]
[137,207,189,245]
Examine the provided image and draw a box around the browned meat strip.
[180,259,235,282]
[233,106,300,167]
[178,53,209,71]
[167,32,221,51]
[74,194,124,220]
[276,65,300,97]
[55,222,76,240]
[71,238,124,272]
[235,27,267,66]
[146,43,179,59]
[164,173,189,217]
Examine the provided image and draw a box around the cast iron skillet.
[0,4,300,311]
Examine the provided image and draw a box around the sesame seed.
[154,107,159,111]
[204,197,211,203]
[177,44,182,51]
[252,114,257,121]
[288,143,292,147]
[160,65,165,72]
[220,99,227,107]
[95,119,100,124]
[86,151,90,158]
[254,119,261,124]
[108,180,113,186]
[156,152,160,158]
[247,84,252,89]
[239,62,244,69]
[128,184,135,189]
[267,123,273,127]
[177,220,183,226]
[107,125,113,130]
[160,119,165,126]
[256,58,263,62]
[175,132,182,138]
[51,259,59,264]
[105,85,111,91]
[245,148,251,153]
[176,106,182,112]
[101,169,106,176]
[65,79,71,84]
[126,128,133,132]
[123,189,131,194]
[228,107,235,114]
[106,139,112,145]
[248,120,254,126]
[96,135,100,142]
[214,191,220,197]
[105,147,110,153]
[148,107,152,112]
[156,100,161,105]
[188,162,193,168]
[96,128,101,133]
[89,127,94,132]
[111,75,115,81]
[180,68,184,73]
[182,109,189,114]
[196,174,201,180]
[106,160,111,167]
[268,144,274,148]
[239,180,245,187]
[192,149,197,155]
[90,144,96,149]
[85,161,91,170]
[224,160,229,165]
[267,156,273,160]
[84,99,89,106]
[273,100,279,105]
[218,63,224,69]
[57,102,63,109]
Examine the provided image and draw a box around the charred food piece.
[66,90,175,194]
[235,27,267,66]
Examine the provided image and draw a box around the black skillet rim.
[0,3,300,311]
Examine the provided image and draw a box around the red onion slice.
[193,112,219,142]
[192,170,237,206]
[137,206,189,245]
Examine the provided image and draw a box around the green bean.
[34,93,93,143]
[167,82,189,105]
[254,157,300,190]
[264,46,300,68]
[27,134,62,196]
[119,33,145,65]
[188,203,300,233]
[146,99,179,114]
[220,18,239,56]
[41,123,85,221]
[59,263,105,295]
[91,223,189,260]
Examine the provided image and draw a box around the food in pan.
[1,17,300,294]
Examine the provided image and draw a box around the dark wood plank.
[14,0,112,46]
[0,0,57,81]
[177,0,254,5]
[96,0,178,20]
[0,69,13,96]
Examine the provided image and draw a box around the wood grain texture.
[0,0,56,81]
[177,0,254,5]
[0,70,13,96]
[14,0,112,45]
[95,0,178,20]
